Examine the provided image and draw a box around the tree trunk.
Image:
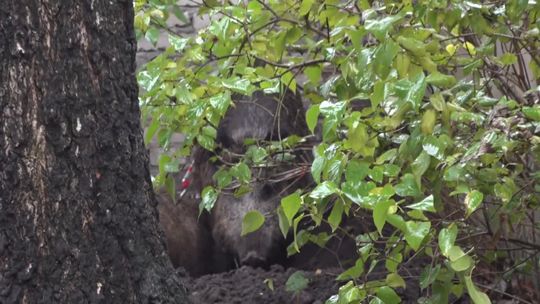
[0,1,189,303]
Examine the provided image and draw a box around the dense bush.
[135,0,540,302]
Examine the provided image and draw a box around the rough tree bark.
[0,1,188,303]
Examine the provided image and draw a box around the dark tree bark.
[0,1,188,303]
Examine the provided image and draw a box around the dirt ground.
[180,264,427,304]
[183,265,340,304]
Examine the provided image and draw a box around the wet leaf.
[241,210,265,236]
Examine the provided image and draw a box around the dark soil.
[180,263,427,304]
[183,265,341,304]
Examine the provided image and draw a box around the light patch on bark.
[16,42,25,54]
[97,282,103,295]
[76,117,82,132]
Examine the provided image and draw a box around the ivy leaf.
[337,259,364,281]
[299,0,315,16]
[523,106,540,121]
[277,206,290,238]
[420,264,440,289]
[426,72,457,88]
[345,160,370,185]
[376,286,401,304]
[374,200,394,235]
[231,162,251,183]
[200,186,218,213]
[422,136,445,160]
[286,271,309,293]
[407,195,436,212]
[281,192,302,225]
[311,154,325,184]
[241,210,265,236]
[373,40,399,79]
[404,221,431,251]
[305,65,322,84]
[222,77,253,95]
[464,190,483,218]
[209,92,231,115]
[499,53,517,65]
[310,181,338,199]
[328,201,344,232]
[395,173,422,197]
[386,273,406,289]
[169,35,189,52]
[365,14,403,40]
[406,73,427,111]
[145,27,160,45]
[421,109,437,135]
[438,224,458,256]
[306,105,320,134]
[411,151,430,187]
[464,269,492,304]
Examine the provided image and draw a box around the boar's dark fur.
[156,188,213,276]
[191,90,311,269]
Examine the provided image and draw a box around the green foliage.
[136,0,540,302]
[241,210,265,236]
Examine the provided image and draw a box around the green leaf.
[328,201,344,232]
[376,286,401,304]
[277,206,290,238]
[172,6,188,23]
[222,77,253,95]
[420,264,440,289]
[406,73,427,110]
[286,271,310,293]
[421,109,437,135]
[200,186,218,213]
[145,27,160,45]
[450,251,472,272]
[231,162,251,183]
[464,190,483,218]
[197,134,215,151]
[371,80,385,108]
[397,36,427,57]
[345,160,370,184]
[281,192,302,225]
[169,35,189,52]
[422,136,445,160]
[369,166,384,183]
[209,92,231,115]
[374,200,394,235]
[241,210,265,236]
[523,106,540,121]
[373,40,400,79]
[395,173,422,197]
[365,14,403,40]
[411,151,430,186]
[213,168,232,189]
[337,258,364,281]
[246,146,267,164]
[305,65,322,84]
[347,123,379,157]
[464,269,492,304]
[299,0,315,16]
[311,154,325,183]
[438,224,458,256]
[310,181,338,199]
[386,273,406,289]
[499,53,517,66]
[426,72,457,88]
[407,195,435,212]
[404,221,431,251]
[306,105,320,134]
